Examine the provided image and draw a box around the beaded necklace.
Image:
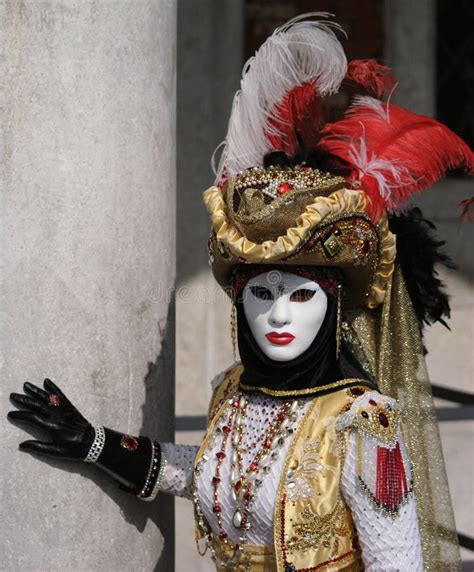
[193,392,302,568]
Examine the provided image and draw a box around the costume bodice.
[159,364,423,571]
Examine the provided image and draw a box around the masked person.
[8,14,472,572]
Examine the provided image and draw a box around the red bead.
[216,452,226,460]
[369,399,377,406]
[249,463,257,472]
[222,426,231,435]
[379,412,389,427]
[219,533,227,540]
[243,490,252,501]
[277,182,293,195]
[232,400,240,408]
[234,479,243,492]
[120,435,139,451]
[212,477,221,485]
[264,438,272,449]
[48,394,61,407]
[212,504,222,513]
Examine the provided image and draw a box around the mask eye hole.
[290,288,316,302]
[249,286,273,301]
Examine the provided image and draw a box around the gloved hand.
[8,378,95,461]
[8,378,162,499]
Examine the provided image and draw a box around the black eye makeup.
[249,286,274,301]
[290,288,317,302]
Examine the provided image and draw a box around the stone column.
[1,1,176,570]
[384,0,436,116]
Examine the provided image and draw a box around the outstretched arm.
[8,379,165,500]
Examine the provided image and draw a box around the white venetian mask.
[242,270,328,362]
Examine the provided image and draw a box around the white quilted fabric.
[160,442,198,500]
[160,392,310,545]
[341,429,424,571]
[159,378,424,566]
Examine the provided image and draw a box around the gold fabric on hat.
[204,181,396,308]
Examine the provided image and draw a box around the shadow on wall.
[8,300,176,572]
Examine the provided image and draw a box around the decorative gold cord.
[230,303,237,360]
[239,377,373,398]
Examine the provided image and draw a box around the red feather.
[345,59,397,98]
[318,97,474,220]
[265,81,322,156]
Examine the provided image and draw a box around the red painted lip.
[265,331,295,345]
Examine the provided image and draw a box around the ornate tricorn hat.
[204,168,395,308]
[204,13,473,309]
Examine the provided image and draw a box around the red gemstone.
[243,490,252,501]
[222,426,231,435]
[234,480,243,492]
[263,438,272,449]
[369,399,377,406]
[120,435,139,451]
[249,463,258,472]
[379,412,389,427]
[212,504,222,513]
[277,182,293,196]
[48,394,61,407]
[212,477,221,485]
[219,533,227,540]
[232,400,240,408]
[216,452,226,461]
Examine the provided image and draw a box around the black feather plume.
[389,208,454,330]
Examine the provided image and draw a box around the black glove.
[8,379,161,498]
[8,378,94,460]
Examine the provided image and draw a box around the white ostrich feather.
[214,13,347,183]
[351,95,391,123]
[348,127,416,201]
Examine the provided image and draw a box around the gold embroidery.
[275,393,361,571]
[286,496,350,556]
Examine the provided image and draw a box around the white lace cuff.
[157,442,199,500]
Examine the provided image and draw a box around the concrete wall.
[1,1,176,570]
